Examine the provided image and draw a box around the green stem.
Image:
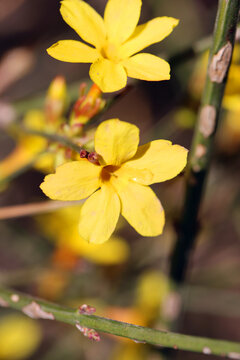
[17,87,133,154]
[170,0,240,283]
[20,127,84,153]
[0,287,240,358]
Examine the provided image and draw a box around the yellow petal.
[78,184,120,244]
[112,342,147,360]
[40,159,101,200]
[21,110,48,152]
[47,40,99,63]
[95,119,139,166]
[69,233,129,264]
[225,64,240,95]
[123,53,170,81]
[104,0,141,44]
[34,153,55,173]
[136,270,170,318]
[121,17,179,57]
[38,206,128,264]
[0,146,37,180]
[0,314,41,360]
[23,110,45,130]
[113,178,165,236]
[223,94,240,112]
[113,166,153,185]
[60,0,106,49]
[0,109,48,180]
[124,140,188,185]
[89,58,127,92]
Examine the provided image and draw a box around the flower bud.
[87,151,99,165]
[79,149,89,158]
[45,76,67,122]
[70,83,106,130]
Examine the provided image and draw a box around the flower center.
[101,43,122,63]
[100,165,120,182]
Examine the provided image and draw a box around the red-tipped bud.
[76,324,101,342]
[78,304,96,315]
[70,83,106,130]
[79,149,89,158]
[88,152,99,165]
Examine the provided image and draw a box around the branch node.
[11,294,20,303]
[228,353,240,359]
[195,144,207,158]
[199,105,216,137]
[76,323,101,341]
[22,301,55,320]
[208,41,232,83]
[78,304,96,315]
[0,297,9,307]
[203,347,212,354]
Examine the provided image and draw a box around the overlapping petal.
[40,160,101,200]
[69,233,129,264]
[113,166,153,185]
[95,119,139,166]
[225,64,240,95]
[104,0,142,44]
[121,17,179,57]
[78,184,120,244]
[60,0,106,49]
[89,58,127,93]
[223,94,240,111]
[0,146,38,181]
[123,140,188,185]
[123,53,170,81]
[47,40,99,63]
[113,178,165,236]
[0,315,41,360]
[46,0,179,93]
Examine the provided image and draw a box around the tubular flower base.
[40,119,188,244]
[47,0,179,92]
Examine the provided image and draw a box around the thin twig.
[0,287,240,358]
[20,127,84,153]
[170,0,240,283]
[0,200,83,220]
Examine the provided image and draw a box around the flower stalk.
[0,200,83,220]
[170,0,240,283]
[0,287,240,357]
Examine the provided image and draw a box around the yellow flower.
[136,270,170,320]
[0,77,67,182]
[41,119,187,244]
[37,206,130,265]
[0,110,54,180]
[47,0,179,92]
[0,314,41,360]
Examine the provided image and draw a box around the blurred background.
[1,0,240,359]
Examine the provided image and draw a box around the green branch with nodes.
[170,0,240,283]
[0,287,240,358]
